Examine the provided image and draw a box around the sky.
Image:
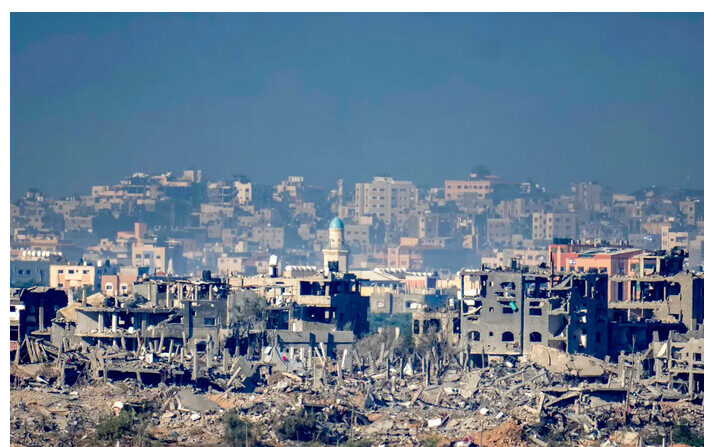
[11,13,704,199]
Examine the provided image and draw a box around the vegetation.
[420,435,442,447]
[354,325,414,360]
[276,411,343,444]
[95,409,136,441]
[673,421,704,447]
[277,413,322,442]
[229,289,268,339]
[222,410,260,447]
[341,439,372,447]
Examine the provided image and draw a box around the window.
[502,332,515,342]
[68,270,75,274]
[529,332,542,342]
[529,308,543,316]
[468,331,480,341]
[452,318,461,334]
[204,318,216,326]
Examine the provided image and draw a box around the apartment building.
[532,212,576,241]
[458,270,609,363]
[486,218,513,245]
[248,225,285,250]
[481,247,548,270]
[49,264,96,290]
[131,243,167,273]
[444,179,492,201]
[234,179,252,205]
[274,176,304,201]
[354,177,418,225]
[661,226,690,251]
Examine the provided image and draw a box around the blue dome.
[329,216,344,229]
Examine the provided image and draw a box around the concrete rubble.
[10,330,703,446]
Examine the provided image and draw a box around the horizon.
[11,13,704,199]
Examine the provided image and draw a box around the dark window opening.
[502,332,515,342]
[452,318,461,334]
[529,332,542,342]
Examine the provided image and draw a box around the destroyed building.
[608,270,704,355]
[237,271,368,357]
[457,269,609,364]
[49,272,232,355]
[609,271,703,329]
[10,287,68,343]
[646,329,704,397]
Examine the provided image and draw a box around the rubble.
[10,329,704,446]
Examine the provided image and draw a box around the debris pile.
[10,335,704,446]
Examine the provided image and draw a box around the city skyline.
[11,13,704,198]
[11,166,705,202]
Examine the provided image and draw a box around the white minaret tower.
[323,217,349,273]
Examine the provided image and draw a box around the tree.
[228,289,268,339]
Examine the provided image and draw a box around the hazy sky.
[11,13,703,199]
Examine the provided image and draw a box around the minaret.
[323,217,349,273]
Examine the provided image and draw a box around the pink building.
[549,244,644,301]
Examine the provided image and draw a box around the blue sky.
[11,13,703,198]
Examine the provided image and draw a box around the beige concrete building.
[354,177,417,225]
[274,176,304,201]
[481,247,548,269]
[486,218,513,245]
[248,226,285,250]
[131,243,167,273]
[49,264,96,290]
[444,179,492,201]
[661,228,689,251]
[234,179,252,205]
[217,254,244,276]
[532,212,576,241]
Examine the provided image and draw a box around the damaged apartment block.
[238,270,368,361]
[47,270,232,384]
[455,269,609,366]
